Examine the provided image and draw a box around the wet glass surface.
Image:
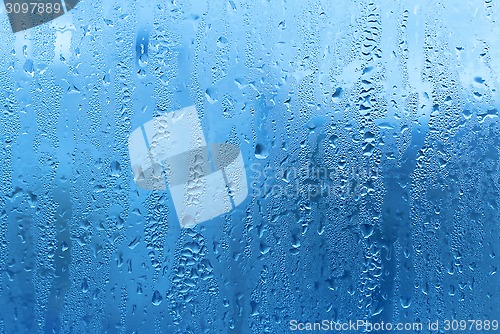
[0,1,499,333]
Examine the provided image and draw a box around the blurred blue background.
[0,1,499,333]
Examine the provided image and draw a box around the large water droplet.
[255,143,268,159]
[152,290,163,306]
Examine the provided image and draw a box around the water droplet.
[152,290,163,306]
[205,88,218,104]
[255,143,268,159]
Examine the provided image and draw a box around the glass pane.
[0,1,498,333]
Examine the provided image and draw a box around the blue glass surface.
[0,1,499,333]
